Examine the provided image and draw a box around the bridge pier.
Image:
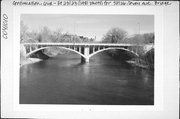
[81,56,89,63]
[81,46,90,63]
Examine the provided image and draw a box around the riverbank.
[20,50,69,67]
[106,50,154,70]
[20,47,49,67]
[20,58,42,67]
[126,60,149,69]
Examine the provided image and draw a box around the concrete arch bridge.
[22,43,154,63]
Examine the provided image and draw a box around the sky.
[21,14,154,41]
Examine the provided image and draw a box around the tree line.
[20,21,95,43]
[101,27,154,44]
[101,27,154,70]
[21,21,154,45]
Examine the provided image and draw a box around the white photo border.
[1,1,179,119]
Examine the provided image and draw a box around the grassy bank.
[107,49,154,70]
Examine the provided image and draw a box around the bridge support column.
[92,46,95,53]
[81,46,89,63]
[81,57,89,63]
[98,46,100,50]
[79,47,81,52]
[29,46,32,52]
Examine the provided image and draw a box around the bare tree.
[52,28,63,42]
[20,21,29,42]
[102,28,128,43]
[143,33,154,44]
[39,26,52,42]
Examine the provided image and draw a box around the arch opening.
[144,47,154,55]
[88,47,139,59]
[26,46,86,59]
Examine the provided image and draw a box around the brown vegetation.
[102,27,154,70]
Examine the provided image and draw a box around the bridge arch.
[26,46,87,59]
[144,47,154,55]
[88,47,139,59]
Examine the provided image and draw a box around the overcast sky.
[21,14,154,41]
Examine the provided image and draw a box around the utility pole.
[74,21,75,35]
[138,22,140,34]
[73,21,76,44]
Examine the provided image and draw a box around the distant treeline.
[101,27,154,44]
[21,21,154,45]
[101,27,154,70]
[20,21,95,43]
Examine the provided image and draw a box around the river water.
[20,52,154,105]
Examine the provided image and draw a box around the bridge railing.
[21,42,153,47]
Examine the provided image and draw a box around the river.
[20,52,154,105]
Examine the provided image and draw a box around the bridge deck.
[22,43,152,47]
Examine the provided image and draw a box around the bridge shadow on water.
[20,51,154,105]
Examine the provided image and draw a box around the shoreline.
[126,60,149,69]
[20,58,42,67]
